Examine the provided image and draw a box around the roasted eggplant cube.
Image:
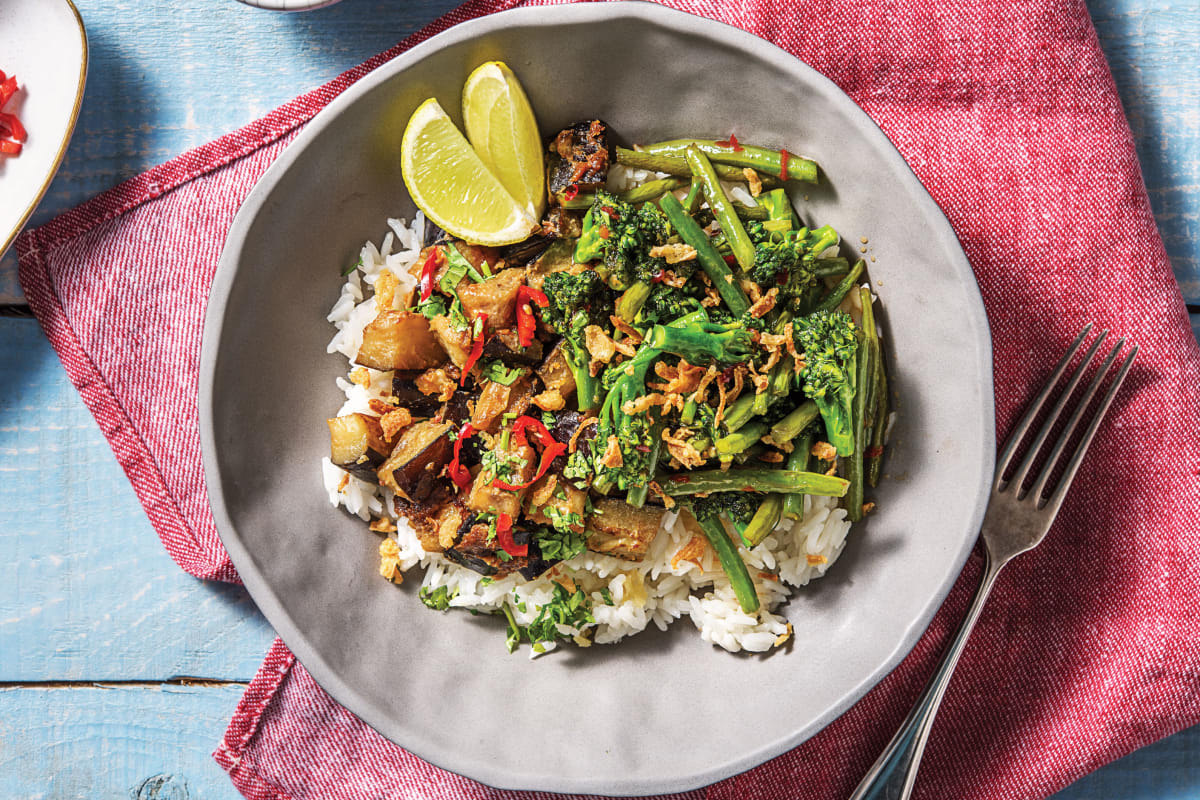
[538,340,578,398]
[547,119,612,195]
[377,420,454,502]
[328,413,391,481]
[355,309,447,371]
[391,375,444,418]
[457,267,525,330]
[482,329,543,365]
[585,498,664,561]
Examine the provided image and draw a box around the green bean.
[642,139,819,184]
[769,400,819,445]
[716,420,769,465]
[662,468,849,497]
[616,147,777,185]
[658,193,751,316]
[692,513,760,613]
[556,176,688,210]
[741,494,785,547]
[685,147,756,272]
[814,259,866,314]
[721,393,758,433]
[846,319,874,522]
[781,433,813,520]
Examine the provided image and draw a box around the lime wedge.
[401,97,538,246]
[462,61,546,221]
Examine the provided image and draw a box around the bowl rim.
[201,3,994,794]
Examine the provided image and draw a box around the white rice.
[321,205,856,655]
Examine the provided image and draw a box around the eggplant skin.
[391,375,443,418]
[377,420,454,502]
[328,413,389,481]
[547,119,612,194]
[443,514,556,579]
[482,329,543,365]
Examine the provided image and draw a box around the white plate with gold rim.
[0,0,87,261]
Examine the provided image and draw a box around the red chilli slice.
[418,247,443,301]
[779,148,791,182]
[716,133,742,152]
[515,286,549,347]
[447,423,476,490]
[460,312,489,386]
[492,415,567,491]
[496,513,527,557]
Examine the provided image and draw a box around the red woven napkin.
[17,0,1200,797]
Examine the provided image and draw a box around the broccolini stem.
[715,420,769,465]
[616,281,653,324]
[663,468,849,497]
[814,259,866,313]
[616,147,773,185]
[642,139,819,184]
[741,494,784,547]
[768,400,819,445]
[760,188,796,230]
[626,424,664,508]
[644,323,753,365]
[658,193,751,316]
[781,433,813,520]
[770,357,794,397]
[681,398,698,426]
[691,512,760,613]
[564,347,599,412]
[846,325,873,522]
[685,147,756,272]
[558,177,689,210]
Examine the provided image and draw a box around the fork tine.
[1036,343,1137,513]
[1010,330,1108,497]
[1004,326,1105,492]
[996,324,1093,488]
[1027,336,1124,501]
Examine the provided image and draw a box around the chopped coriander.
[535,525,587,561]
[419,585,457,611]
[483,361,524,386]
[600,587,614,605]
[341,257,363,276]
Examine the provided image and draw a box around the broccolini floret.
[541,269,613,330]
[690,491,759,528]
[793,310,859,456]
[637,282,705,327]
[593,344,660,492]
[574,191,669,288]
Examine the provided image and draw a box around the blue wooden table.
[0,1,1196,797]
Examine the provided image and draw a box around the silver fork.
[848,324,1137,800]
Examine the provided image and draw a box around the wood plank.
[0,318,276,681]
[1053,722,1200,798]
[1089,0,1200,302]
[0,682,1197,800]
[0,0,464,304]
[0,684,247,800]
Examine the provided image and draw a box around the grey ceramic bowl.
[201,3,993,795]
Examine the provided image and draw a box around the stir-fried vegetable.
[328,116,891,628]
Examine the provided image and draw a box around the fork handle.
[848,550,1006,800]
